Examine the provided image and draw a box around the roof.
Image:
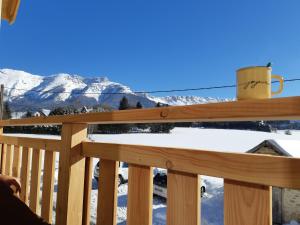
[1,0,20,24]
[247,139,300,157]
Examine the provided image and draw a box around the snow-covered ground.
[6,128,300,225]
[88,128,300,225]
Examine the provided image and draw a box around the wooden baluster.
[224,179,272,225]
[56,123,87,225]
[82,157,93,225]
[96,159,118,225]
[167,170,201,225]
[29,148,42,214]
[5,144,14,175]
[41,151,56,224]
[20,147,32,204]
[0,126,3,173]
[12,145,22,178]
[1,143,7,174]
[0,143,3,173]
[127,164,153,225]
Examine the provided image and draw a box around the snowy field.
[6,128,300,225]
[88,128,300,225]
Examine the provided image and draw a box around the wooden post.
[167,170,200,225]
[224,179,272,225]
[56,123,87,225]
[96,159,118,225]
[127,164,153,225]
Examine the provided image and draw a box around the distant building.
[247,139,300,225]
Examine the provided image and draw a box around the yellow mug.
[236,66,284,100]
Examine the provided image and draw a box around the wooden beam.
[167,171,200,225]
[0,135,61,151]
[56,123,87,225]
[96,159,118,225]
[0,97,300,126]
[224,179,272,225]
[127,164,153,225]
[82,141,300,189]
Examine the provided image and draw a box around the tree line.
[3,97,174,135]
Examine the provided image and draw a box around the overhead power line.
[3,78,300,96]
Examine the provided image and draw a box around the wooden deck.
[0,96,299,225]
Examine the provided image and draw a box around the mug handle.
[271,75,284,96]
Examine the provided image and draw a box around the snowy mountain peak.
[0,68,229,111]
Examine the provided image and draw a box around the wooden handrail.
[0,135,61,151]
[0,96,299,126]
[82,141,300,189]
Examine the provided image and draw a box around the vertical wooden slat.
[41,151,56,224]
[0,143,3,173]
[20,147,32,204]
[5,144,14,175]
[0,143,6,174]
[224,179,272,225]
[96,159,118,225]
[127,164,153,225]
[12,145,22,178]
[56,123,87,225]
[167,170,200,225]
[29,149,42,213]
[82,157,93,225]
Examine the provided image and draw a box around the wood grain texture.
[0,97,300,126]
[0,135,61,151]
[167,170,200,225]
[20,147,31,204]
[127,164,153,225]
[29,149,42,213]
[1,0,20,24]
[41,151,56,224]
[5,144,14,175]
[12,145,22,178]
[0,143,7,174]
[0,127,3,173]
[224,179,272,225]
[56,123,87,225]
[82,157,93,225]
[82,141,300,189]
[97,159,118,225]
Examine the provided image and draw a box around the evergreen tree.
[150,103,174,133]
[118,97,131,133]
[23,111,33,118]
[3,102,11,120]
[136,102,143,109]
[119,96,129,110]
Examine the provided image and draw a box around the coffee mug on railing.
[236,66,284,100]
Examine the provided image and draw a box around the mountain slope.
[0,69,229,111]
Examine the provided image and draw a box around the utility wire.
[3,78,300,96]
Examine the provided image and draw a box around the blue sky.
[0,0,300,98]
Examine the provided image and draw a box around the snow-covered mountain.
[0,69,230,111]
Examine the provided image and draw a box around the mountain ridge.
[0,68,231,111]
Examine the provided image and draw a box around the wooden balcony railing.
[0,96,300,225]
